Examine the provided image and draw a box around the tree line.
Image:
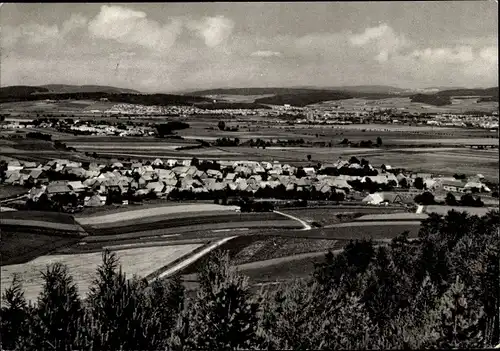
[2,210,498,350]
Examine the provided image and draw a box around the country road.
[150,236,237,281]
[274,210,312,230]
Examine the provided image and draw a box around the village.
[1,154,495,213]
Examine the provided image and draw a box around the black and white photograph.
[0,2,499,350]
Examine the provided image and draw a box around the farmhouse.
[441,180,466,193]
[362,192,413,205]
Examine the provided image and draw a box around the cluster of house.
[68,123,154,137]
[1,156,493,208]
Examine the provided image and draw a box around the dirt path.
[150,236,238,281]
[273,210,312,230]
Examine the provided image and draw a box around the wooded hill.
[0,85,211,106]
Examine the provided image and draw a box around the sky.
[0,2,498,93]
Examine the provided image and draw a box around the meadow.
[1,244,202,303]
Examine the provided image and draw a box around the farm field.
[1,244,202,304]
[83,217,301,237]
[424,205,498,216]
[0,185,27,199]
[364,149,499,180]
[76,203,239,226]
[314,97,499,114]
[280,206,408,226]
[1,230,82,266]
[1,210,79,224]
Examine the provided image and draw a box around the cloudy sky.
[1,2,497,93]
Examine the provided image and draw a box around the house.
[181,159,191,167]
[424,178,439,190]
[172,166,189,175]
[84,194,106,207]
[152,158,163,167]
[207,169,223,179]
[441,180,466,193]
[303,167,316,176]
[46,183,72,196]
[157,169,176,180]
[111,162,124,169]
[464,181,491,193]
[5,171,21,184]
[225,173,236,181]
[7,160,23,171]
[67,167,86,178]
[412,173,433,180]
[166,159,178,167]
[163,177,178,187]
[23,161,38,168]
[361,193,396,205]
[329,178,352,191]
[28,185,47,201]
[67,181,86,193]
[195,170,208,179]
[146,181,165,195]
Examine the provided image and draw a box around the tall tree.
[175,251,262,350]
[1,274,30,350]
[23,263,83,351]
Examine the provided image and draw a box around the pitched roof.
[441,180,465,188]
[46,183,71,194]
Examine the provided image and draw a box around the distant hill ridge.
[39,84,141,94]
[0,85,210,106]
[187,85,407,96]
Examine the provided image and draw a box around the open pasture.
[1,244,201,303]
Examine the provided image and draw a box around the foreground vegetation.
[1,210,499,350]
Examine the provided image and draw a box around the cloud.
[409,46,475,63]
[187,15,234,47]
[61,14,88,36]
[88,5,182,50]
[350,23,409,62]
[350,23,392,46]
[250,50,282,57]
[1,23,60,47]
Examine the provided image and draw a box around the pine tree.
[433,276,485,349]
[86,249,150,350]
[180,251,262,350]
[1,273,30,350]
[24,262,83,351]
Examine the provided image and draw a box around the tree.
[191,157,200,167]
[349,156,360,164]
[376,136,383,146]
[463,193,483,207]
[414,191,435,205]
[433,277,485,349]
[307,154,312,162]
[23,263,83,350]
[445,192,458,206]
[399,177,409,189]
[172,251,262,350]
[218,120,226,131]
[414,177,425,190]
[1,274,30,350]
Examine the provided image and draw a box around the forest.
[1,210,499,350]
